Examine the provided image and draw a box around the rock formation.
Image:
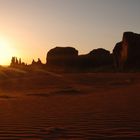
[88,48,110,56]
[88,48,113,67]
[47,47,78,67]
[31,58,43,67]
[10,57,26,68]
[76,48,112,68]
[113,42,122,69]
[46,47,112,70]
[113,32,140,69]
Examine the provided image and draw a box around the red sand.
[0,72,140,139]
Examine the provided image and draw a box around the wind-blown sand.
[0,69,140,139]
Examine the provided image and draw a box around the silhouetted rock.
[32,59,36,65]
[10,57,19,67]
[88,48,110,56]
[46,47,113,71]
[122,32,140,67]
[11,57,16,67]
[31,58,43,68]
[113,42,122,69]
[87,48,113,67]
[37,58,42,65]
[47,47,78,67]
[19,58,21,65]
[10,57,26,68]
[113,32,140,69]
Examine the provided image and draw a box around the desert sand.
[0,68,140,139]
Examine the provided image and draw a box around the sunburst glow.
[0,37,16,65]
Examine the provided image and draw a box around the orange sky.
[0,0,140,65]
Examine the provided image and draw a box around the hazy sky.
[0,0,140,65]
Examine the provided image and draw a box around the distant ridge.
[9,31,140,72]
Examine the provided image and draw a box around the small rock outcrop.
[10,57,26,67]
[31,58,43,68]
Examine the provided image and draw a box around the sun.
[0,37,16,65]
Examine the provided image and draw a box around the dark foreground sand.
[0,69,140,139]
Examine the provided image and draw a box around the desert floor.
[0,69,140,139]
